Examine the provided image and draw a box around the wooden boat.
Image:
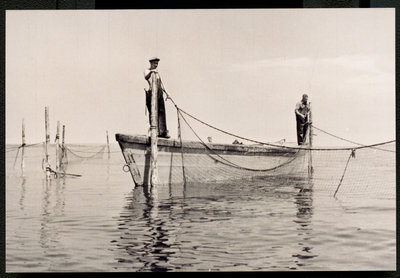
[115,133,312,187]
[116,72,312,186]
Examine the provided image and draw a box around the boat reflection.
[113,175,317,271]
[292,178,317,268]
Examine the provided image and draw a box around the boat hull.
[116,134,311,186]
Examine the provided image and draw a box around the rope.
[178,109,301,172]
[66,144,108,151]
[138,77,396,194]
[23,142,44,148]
[12,147,21,169]
[65,145,106,159]
[65,145,107,153]
[45,166,82,178]
[160,77,395,153]
[7,142,44,152]
[179,108,300,149]
[333,149,356,198]
[179,108,395,152]
[312,125,395,153]
[177,110,187,184]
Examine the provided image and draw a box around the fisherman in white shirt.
[295,94,311,145]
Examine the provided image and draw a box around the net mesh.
[169,107,395,200]
[63,145,106,163]
[310,146,395,199]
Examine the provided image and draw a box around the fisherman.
[295,94,311,145]
[144,57,170,139]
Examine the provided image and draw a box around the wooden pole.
[106,130,110,160]
[308,104,314,177]
[309,104,313,147]
[62,125,65,146]
[21,118,25,173]
[177,110,187,185]
[45,107,51,179]
[149,72,159,186]
[55,121,60,171]
[61,124,66,165]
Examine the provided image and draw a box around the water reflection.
[141,184,171,271]
[292,178,317,268]
[114,184,175,272]
[39,178,66,251]
[19,177,26,211]
[113,177,318,271]
[40,179,52,249]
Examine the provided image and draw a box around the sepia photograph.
[5,8,395,272]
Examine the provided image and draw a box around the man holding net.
[295,94,311,145]
[144,57,170,139]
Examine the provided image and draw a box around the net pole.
[21,118,25,174]
[55,121,60,171]
[149,72,159,186]
[62,125,67,165]
[44,107,51,179]
[177,110,187,185]
[106,130,110,160]
[308,105,314,177]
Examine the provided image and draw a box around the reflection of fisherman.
[295,94,311,145]
[144,57,170,139]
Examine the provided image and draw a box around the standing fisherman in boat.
[295,94,311,145]
[144,57,170,139]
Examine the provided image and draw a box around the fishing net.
[306,142,395,199]
[131,80,395,200]
[63,145,106,163]
[172,111,310,181]
[169,107,395,199]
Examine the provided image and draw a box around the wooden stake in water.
[21,118,26,173]
[308,104,314,177]
[55,121,60,171]
[177,110,187,186]
[106,130,110,160]
[149,72,159,186]
[44,107,51,179]
[308,104,313,147]
[61,124,66,164]
[62,125,65,146]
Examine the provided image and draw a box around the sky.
[6,9,395,146]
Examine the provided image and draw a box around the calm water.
[6,143,396,272]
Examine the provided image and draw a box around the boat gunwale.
[116,133,299,155]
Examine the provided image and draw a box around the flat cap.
[149,57,160,62]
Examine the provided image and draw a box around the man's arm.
[294,103,305,118]
[144,69,158,80]
[160,80,171,101]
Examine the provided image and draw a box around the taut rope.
[177,109,301,172]
[159,78,395,152]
